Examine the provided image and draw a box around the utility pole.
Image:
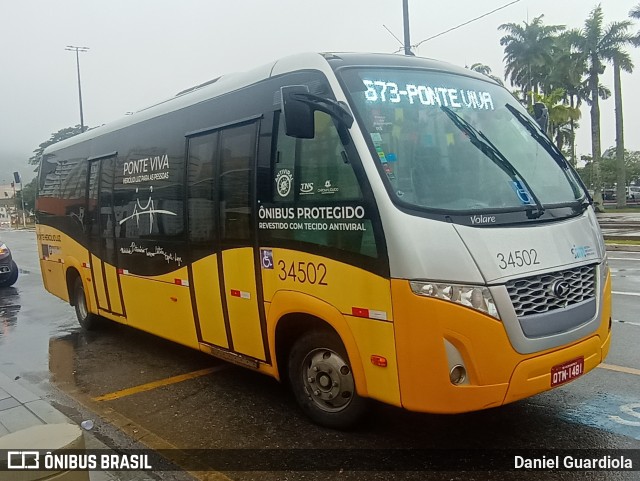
[13,172,25,228]
[11,181,16,229]
[402,0,413,55]
[65,45,89,132]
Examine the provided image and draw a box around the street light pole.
[65,45,89,132]
[402,0,413,55]
[19,180,26,228]
[13,172,25,228]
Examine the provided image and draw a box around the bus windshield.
[340,68,585,214]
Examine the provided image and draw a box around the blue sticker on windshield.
[510,180,534,205]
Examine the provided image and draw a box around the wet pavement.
[0,228,639,480]
[0,230,189,481]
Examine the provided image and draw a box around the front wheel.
[73,277,100,330]
[288,330,367,429]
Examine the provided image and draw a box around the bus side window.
[273,111,376,257]
[99,158,117,265]
[219,123,256,243]
[187,132,217,248]
[87,160,100,238]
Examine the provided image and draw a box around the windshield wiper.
[504,104,568,168]
[504,103,592,208]
[441,106,546,219]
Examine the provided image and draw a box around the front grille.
[506,264,597,318]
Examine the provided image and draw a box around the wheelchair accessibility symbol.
[511,180,533,205]
[261,249,274,269]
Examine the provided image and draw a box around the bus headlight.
[409,281,500,320]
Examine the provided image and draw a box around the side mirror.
[281,85,315,139]
[533,102,549,132]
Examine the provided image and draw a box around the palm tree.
[545,32,588,165]
[632,3,640,26]
[468,63,504,85]
[571,5,633,211]
[532,89,581,155]
[627,4,640,205]
[611,49,634,208]
[499,15,565,106]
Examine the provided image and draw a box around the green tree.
[603,147,640,188]
[579,149,640,194]
[626,150,640,186]
[15,177,37,214]
[545,32,588,165]
[499,15,565,106]
[28,125,87,165]
[531,89,581,157]
[570,5,633,211]
[468,63,504,86]
[632,3,640,37]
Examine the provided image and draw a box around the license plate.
[550,357,584,387]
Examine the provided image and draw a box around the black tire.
[73,277,100,330]
[0,261,18,288]
[288,329,367,429]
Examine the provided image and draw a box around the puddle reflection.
[49,333,77,387]
[0,286,21,338]
[49,331,99,389]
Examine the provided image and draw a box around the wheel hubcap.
[302,348,354,413]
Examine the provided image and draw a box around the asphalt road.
[1,229,639,481]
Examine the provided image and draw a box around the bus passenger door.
[85,159,107,310]
[188,121,266,361]
[87,156,125,317]
[217,121,266,361]
[187,132,228,349]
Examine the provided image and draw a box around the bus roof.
[43,52,491,155]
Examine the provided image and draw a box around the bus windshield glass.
[340,68,585,213]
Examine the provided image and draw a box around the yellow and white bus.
[36,53,611,428]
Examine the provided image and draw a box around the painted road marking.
[598,363,640,376]
[614,319,640,327]
[558,393,640,441]
[612,291,640,297]
[92,365,228,402]
[610,404,640,427]
[55,370,233,481]
[608,257,640,261]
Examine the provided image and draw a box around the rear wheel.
[73,277,100,330]
[288,330,367,429]
[0,261,18,288]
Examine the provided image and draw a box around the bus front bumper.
[390,278,612,414]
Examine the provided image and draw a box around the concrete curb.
[0,424,89,481]
[0,372,120,481]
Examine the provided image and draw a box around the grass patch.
[601,205,640,212]
[605,239,640,246]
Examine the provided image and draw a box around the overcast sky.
[1,0,639,183]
